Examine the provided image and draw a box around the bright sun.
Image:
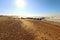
[15,0,26,9]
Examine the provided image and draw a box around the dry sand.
[0,18,60,40]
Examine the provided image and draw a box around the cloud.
[15,0,26,9]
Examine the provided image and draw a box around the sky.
[0,0,60,17]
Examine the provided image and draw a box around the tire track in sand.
[21,19,53,40]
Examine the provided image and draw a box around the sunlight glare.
[15,0,26,9]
